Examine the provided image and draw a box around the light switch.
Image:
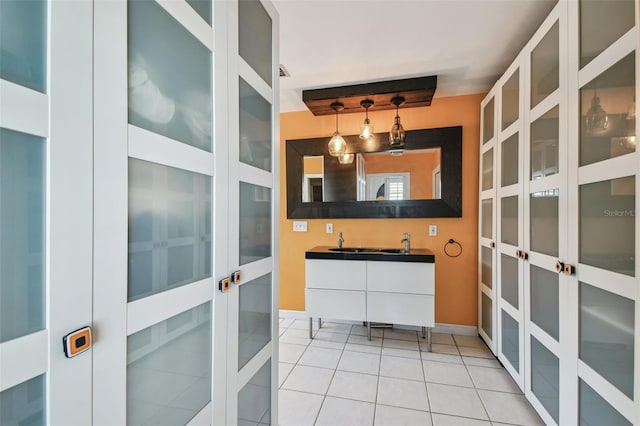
[326,223,333,233]
[429,225,437,236]
[293,221,308,232]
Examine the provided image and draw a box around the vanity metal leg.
[309,317,313,339]
[421,326,426,339]
[318,318,322,330]
[367,321,372,341]
[427,327,432,352]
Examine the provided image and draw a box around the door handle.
[232,270,241,285]
[63,326,92,358]
[219,277,231,293]
[555,260,564,273]
[563,263,576,276]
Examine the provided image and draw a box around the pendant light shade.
[585,89,608,133]
[389,96,405,147]
[359,99,374,140]
[328,102,346,156]
[338,152,354,164]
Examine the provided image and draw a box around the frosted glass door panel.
[0,374,45,425]
[501,133,519,187]
[579,379,631,426]
[482,149,493,191]
[531,21,559,108]
[239,182,271,265]
[501,196,519,246]
[481,246,492,289]
[531,106,559,180]
[500,254,519,309]
[481,199,493,239]
[239,0,272,86]
[580,53,635,166]
[128,159,212,301]
[128,0,212,151]
[502,70,519,130]
[239,78,272,171]
[0,128,45,343]
[579,282,634,398]
[239,273,272,369]
[483,98,494,144]
[501,310,520,373]
[186,0,211,25]
[0,0,46,92]
[127,303,211,426]
[238,360,271,425]
[531,337,559,423]
[530,265,559,340]
[530,191,559,257]
[481,293,492,339]
[579,0,634,68]
[579,177,635,276]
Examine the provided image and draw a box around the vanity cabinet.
[305,247,435,347]
[305,259,366,321]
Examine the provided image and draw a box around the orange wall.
[279,93,484,326]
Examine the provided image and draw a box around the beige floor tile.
[348,334,383,347]
[382,347,421,359]
[467,366,521,393]
[428,343,460,355]
[431,413,491,426]
[315,329,351,343]
[298,346,343,370]
[309,338,346,350]
[345,343,382,355]
[380,355,425,381]
[338,350,380,375]
[351,325,383,338]
[318,321,353,334]
[427,383,488,420]
[458,345,494,359]
[384,329,419,341]
[477,390,544,425]
[315,397,375,426]
[279,362,295,387]
[423,360,474,387]
[280,327,312,346]
[374,404,432,426]
[453,334,489,349]
[327,370,378,403]
[377,376,429,411]
[383,338,420,351]
[431,333,456,345]
[278,389,323,426]
[462,356,502,369]
[421,352,463,364]
[279,343,307,364]
[281,365,334,395]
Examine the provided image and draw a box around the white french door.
[221,0,280,424]
[0,1,93,424]
[496,53,526,391]
[93,1,216,424]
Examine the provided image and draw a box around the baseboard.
[278,310,479,336]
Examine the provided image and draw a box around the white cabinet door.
[0,1,93,423]
[366,261,434,294]
[306,259,366,290]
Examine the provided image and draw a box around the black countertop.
[305,246,435,263]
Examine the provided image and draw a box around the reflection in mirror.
[302,149,441,203]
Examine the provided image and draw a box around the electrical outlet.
[326,223,333,234]
[293,221,308,232]
[429,225,437,236]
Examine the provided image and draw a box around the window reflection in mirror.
[301,148,441,203]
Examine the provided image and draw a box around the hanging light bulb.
[328,102,346,157]
[389,96,406,147]
[585,89,608,134]
[359,99,374,140]
[338,152,354,164]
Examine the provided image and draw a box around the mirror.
[287,126,462,218]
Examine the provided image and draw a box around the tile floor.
[278,317,543,426]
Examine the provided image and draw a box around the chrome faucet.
[401,232,411,253]
[337,232,344,248]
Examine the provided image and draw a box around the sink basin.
[328,247,380,253]
[378,248,407,254]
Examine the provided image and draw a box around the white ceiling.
[273,0,557,113]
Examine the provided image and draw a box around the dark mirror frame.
[286,126,462,218]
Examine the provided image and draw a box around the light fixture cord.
[335,108,339,132]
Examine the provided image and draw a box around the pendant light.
[359,99,374,140]
[389,96,406,147]
[338,152,354,164]
[328,102,347,157]
[585,89,608,134]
